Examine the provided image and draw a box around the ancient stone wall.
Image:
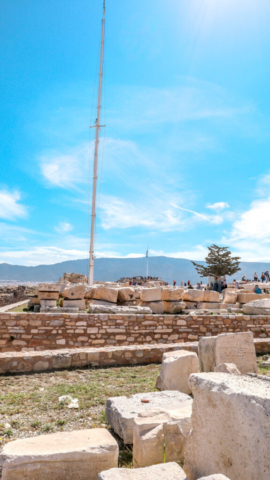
[0,340,268,374]
[0,312,269,353]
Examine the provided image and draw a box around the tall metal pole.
[146,246,149,278]
[89,1,106,286]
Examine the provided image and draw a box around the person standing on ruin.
[181,280,183,287]
[261,272,265,282]
[254,272,258,281]
[173,280,176,287]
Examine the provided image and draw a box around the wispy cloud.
[99,196,226,231]
[40,144,89,189]
[171,203,223,225]
[54,222,73,234]
[0,190,27,220]
[107,81,253,132]
[0,246,88,266]
[207,202,230,210]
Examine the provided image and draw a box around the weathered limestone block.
[140,301,164,314]
[163,301,186,314]
[88,304,152,314]
[39,283,61,292]
[156,350,199,394]
[98,462,188,479]
[243,298,270,315]
[85,287,96,299]
[93,287,118,303]
[203,291,220,302]
[198,332,257,374]
[0,429,118,480]
[39,291,59,301]
[198,476,231,480]
[133,406,192,468]
[197,302,223,310]
[62,285,85,299]
[140,287,162,302]
[214,363,241,375]
[161,288,183,301]
[184,373,270,480]
[223,291,237,304]
[118,287,137,302]
[215,332,257,374]
[28,296,40,306]
[237,292,270,304]
[182,290,220,303]
[183,301,199,309]
[63,299,86,310]
[182,290,205,302]
[40,299,57,308]
[106,391,192,444]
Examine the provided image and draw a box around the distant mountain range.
[0,256,269,284]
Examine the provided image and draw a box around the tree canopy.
[191,244,241,278]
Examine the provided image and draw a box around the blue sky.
[1,0,270,266]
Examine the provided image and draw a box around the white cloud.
[40,144,89,189]
[0,247,88,266]
[230,197,270,242]
[99,196,194,231]
[171,203,224,225]
[98,196,226,231]
[108,81,252,132]
[207,202,230,210]
[54,222,73,234]
[222,173,270,261]
[0,190,27,220]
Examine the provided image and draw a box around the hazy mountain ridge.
[0,256,269,284]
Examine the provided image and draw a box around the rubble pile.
[25,275,270,315]
[0,285,35,308]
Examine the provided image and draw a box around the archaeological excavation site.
[2,0,270,477]
[0,272,269,480]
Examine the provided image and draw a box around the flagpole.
[88,1,106,286]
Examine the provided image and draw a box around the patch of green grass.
[8,303,28,313]
[56,419,66,426]
[3,429,13,437]
[41,424,53,433]
[31,420,41,429]
[257,355,270,376]
[11,420,20,428]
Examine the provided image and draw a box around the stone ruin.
[61,272,88,284]
[117,276,168,286]
[0,330,267,478]
[2,272,270,478]
[26,275,270,317]
[0,285,35,308]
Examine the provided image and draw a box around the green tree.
[192,244,241,278]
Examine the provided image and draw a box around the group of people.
[253,271,269,282]
[212,278,227,293]
[173,280,194,288]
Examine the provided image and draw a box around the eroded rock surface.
[0,429,118,480]
[184,373,270,480]
[156,350,199,394]
[98,462,188,479]
[106,391,192,444]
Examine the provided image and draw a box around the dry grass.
[7,303,28,313]
[0,363,160,467]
